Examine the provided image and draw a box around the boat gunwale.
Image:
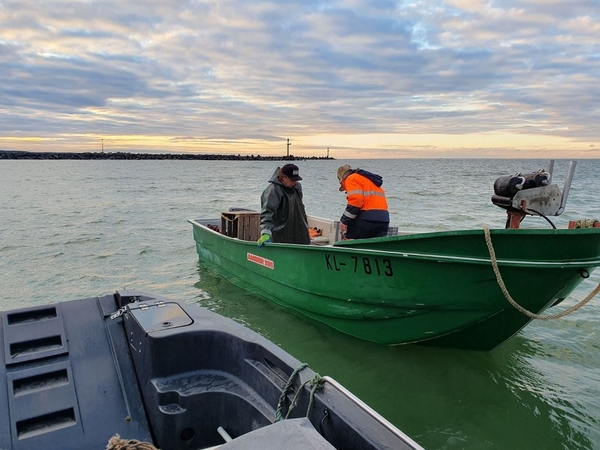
[188,218,600,268]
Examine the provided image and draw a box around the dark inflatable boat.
[0,290,423,450]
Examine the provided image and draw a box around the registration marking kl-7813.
[324,253,393,276]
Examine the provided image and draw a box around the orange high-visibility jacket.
[340,170,389,224]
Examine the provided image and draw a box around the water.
[1,158,599,450]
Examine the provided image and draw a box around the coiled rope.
[574,218,599,228]
[106,434,159,450]
[482,224,600,320]
[275,363,325,422]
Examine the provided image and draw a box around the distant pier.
[0,151,334,161]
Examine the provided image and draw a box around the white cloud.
[0,0,599,157]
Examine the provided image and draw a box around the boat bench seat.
[310,236,331,245]
[219,418,336,450]
[148,365,285,447]
[153,369,274,420]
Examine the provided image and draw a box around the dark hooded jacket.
[260,168,310,244]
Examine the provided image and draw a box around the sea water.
[1,158,599,450]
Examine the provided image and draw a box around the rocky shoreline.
[0,150,333,161]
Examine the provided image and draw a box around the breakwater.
[0,150,333,161]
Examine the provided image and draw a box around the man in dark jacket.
[257,164,310,246]
[337,164,390,239]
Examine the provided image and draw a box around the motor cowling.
[493,170,549,199]
[492,170,550,212]
[490,161,576,229]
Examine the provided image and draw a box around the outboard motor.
[493,170,550,198]
[491,160,576,228]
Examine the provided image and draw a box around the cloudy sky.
[1,0,599,158]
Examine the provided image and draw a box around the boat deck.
[0,295,151,450]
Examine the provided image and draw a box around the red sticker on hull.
[247,253,275,270]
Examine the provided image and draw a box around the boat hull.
[190,219,600,350]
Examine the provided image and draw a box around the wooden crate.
[221,211,260,241]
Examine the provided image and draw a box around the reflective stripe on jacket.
[340,171,389,224]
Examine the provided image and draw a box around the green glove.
[257,233,271,247]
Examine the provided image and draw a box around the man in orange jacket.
[337,165,389,239]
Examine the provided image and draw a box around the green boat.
[189,162,600,350]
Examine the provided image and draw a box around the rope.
[305,373,325,417]
[284,373,325,420]
[482,224,600,320]
[106,435,159,450]
[274,363,325,422]
[275,363,309,422]
[574,218,599,228]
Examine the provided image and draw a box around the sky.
[1,0,599,159]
